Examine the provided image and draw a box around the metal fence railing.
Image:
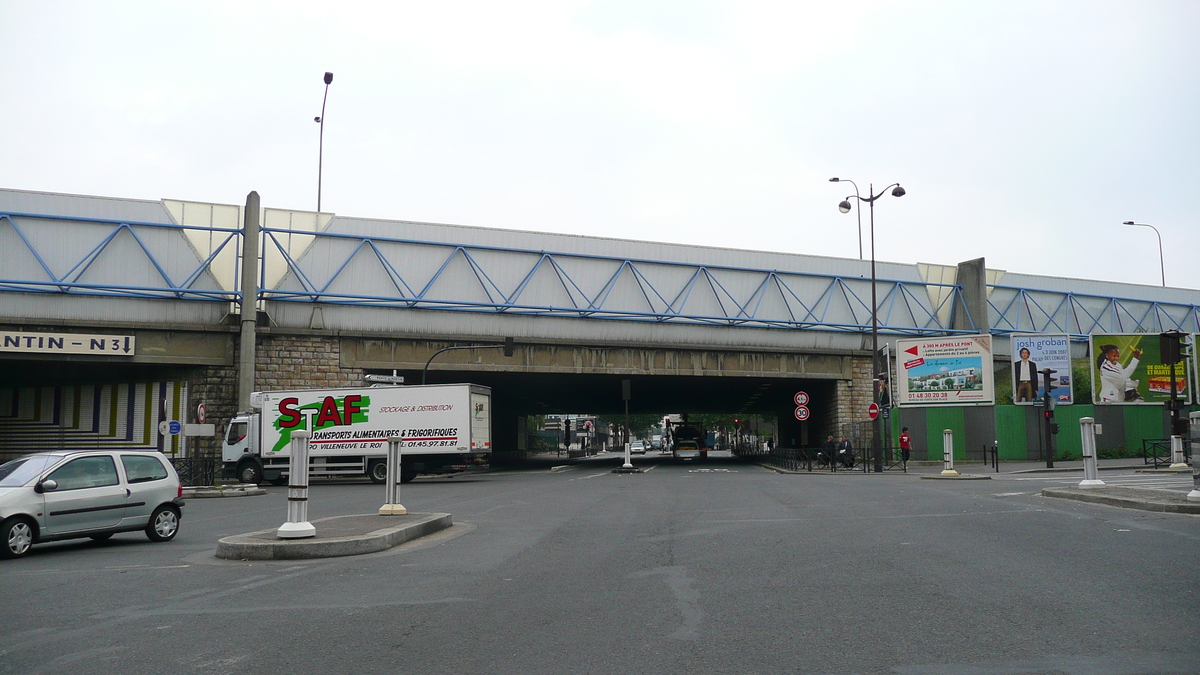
[1142,439,1192,469]
[171,457,222,487]
[764,445,908,473]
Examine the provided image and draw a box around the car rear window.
[0,455,60,487]
[121,455,169,483]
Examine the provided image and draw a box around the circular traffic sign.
[197,403,207,424]
[158,421,170,436]
[794,391,809,406]
[867,402,880,420]
[794,406,810,421]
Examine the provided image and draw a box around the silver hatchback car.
[0,450,185,559]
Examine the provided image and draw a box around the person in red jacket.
[899,427,912,464]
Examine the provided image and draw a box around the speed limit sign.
[794,406,810,421]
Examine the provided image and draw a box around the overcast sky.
[3,1,1198,291]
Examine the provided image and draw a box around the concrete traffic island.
[1042,487,1200,514]
[184,484,267,498]
[215,512,452,560]
[920,473,991,480]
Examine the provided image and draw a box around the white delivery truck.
[221,383,491,485]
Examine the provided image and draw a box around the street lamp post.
[1122,221,1165,287]
[829,177,864,260]
[832,179,905,472]
[315,72,334,212]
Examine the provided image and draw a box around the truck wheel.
[400,466,419,483]
[368,460,387,484]
[238,461,263,485]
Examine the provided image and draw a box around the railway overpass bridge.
[2,188,1198,459]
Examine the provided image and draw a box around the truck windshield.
[226,421,247,444]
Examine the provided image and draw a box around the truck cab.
[222,412,286,485]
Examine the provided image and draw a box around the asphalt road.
[3,454,1198,675]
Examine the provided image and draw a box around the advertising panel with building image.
[895,335,994,407]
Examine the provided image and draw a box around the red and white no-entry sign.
[867,402,880,420]
[794,406,810,421]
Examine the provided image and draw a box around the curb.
[920,474,991,480]
[183,484,267,498]
[1041,487,1200,514]
[215,512,453,560]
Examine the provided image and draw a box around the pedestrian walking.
[899,427,912,463]
[837,436,855,468]
[821,435,836,467]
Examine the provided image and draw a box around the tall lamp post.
[831,178,905,472]
[315,72,334,212]
[829,178,864,260]
[1122,221,1165,287]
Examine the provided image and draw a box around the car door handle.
[126,488,131,497]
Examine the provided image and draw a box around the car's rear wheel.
[1,518,35,559]
[145,506,180,542]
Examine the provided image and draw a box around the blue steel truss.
[260,227,971,335]
[4,207,1196,339]
[988,284,1200,337]
[0,211,240,301]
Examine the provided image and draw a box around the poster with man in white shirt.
[1011,334,1073,405]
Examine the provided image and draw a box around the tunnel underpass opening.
[372,367,842,457]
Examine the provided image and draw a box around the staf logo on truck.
[272,395,370,453]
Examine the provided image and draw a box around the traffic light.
[503,337,515,357]
[1160,331,1184,364]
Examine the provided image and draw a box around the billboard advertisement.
[895,335,994,407]
[1089,333,1190,404]
[1010,333,1073,405]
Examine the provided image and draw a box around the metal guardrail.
[171,457,222,487]
[766,447,873,473]
[1142,439,1191,469]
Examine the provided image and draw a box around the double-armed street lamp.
[315,72,334,212]
[830,178,906,472]
[1122,221,1165,287]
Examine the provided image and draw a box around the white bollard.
[277,429,316,538]
[623,442,633,470]
[380,436,407,515]
[1189,412,1200,502]
[1078,417,1105,488]
[940,429,959,477]
[1169,435,1188,469]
